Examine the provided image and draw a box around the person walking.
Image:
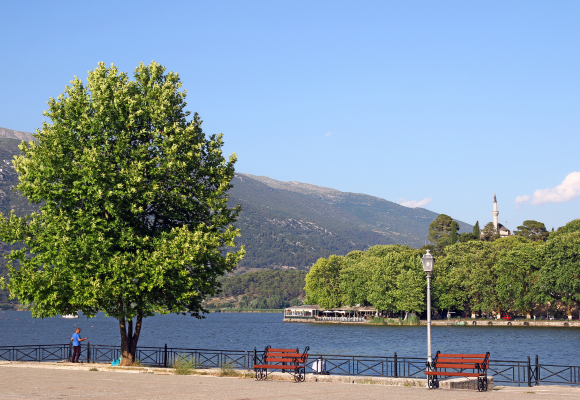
[70,328,87,363]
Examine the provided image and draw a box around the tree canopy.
[0,61,244,364]
[304,218,580,320]
[514,220,549,242]
[428,214,455,247]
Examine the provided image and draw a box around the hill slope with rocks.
[228,173,472,269]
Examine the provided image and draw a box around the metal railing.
[315,317,366,323]
[0,343,578,387]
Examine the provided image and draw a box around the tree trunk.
[526,311,532,319]
[119,311,143,366]
[567,304,572,320]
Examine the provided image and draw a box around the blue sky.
[1,1,578,230]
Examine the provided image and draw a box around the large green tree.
[495,242,542,318]
[428,214,454,247]
[0,62,244,364]
[480,222,498,242]
[473,221,480,240]
[540,232,580,319]
[339,251,375,307]
[304,255,345,308]
[449,221,459,245]
[514,220,549,242]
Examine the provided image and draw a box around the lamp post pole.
[426,270,432,364]
[421,249,435,366]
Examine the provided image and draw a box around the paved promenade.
[2,363,580,400]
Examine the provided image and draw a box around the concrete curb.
[0,361,493,390]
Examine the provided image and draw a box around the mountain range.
[229,173,471,269]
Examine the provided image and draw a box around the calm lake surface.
[1,311,578,365]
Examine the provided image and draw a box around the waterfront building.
[283,305,376,323]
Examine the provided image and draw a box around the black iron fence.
[1,343,578,387]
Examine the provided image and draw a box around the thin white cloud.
[325,132,332,137]
[514,195,530,204]
[398,197,432,208]
[515,171,580,205]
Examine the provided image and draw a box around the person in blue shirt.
[70,328,87,363]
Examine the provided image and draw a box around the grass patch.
[172,354,199,375]
[218,362,237,377]
[369,317,387,325]
[89,367,98,371]
[402,314,420,325]
[357,378,379,384]
[132,359,146,367]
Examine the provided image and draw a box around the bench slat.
[438,353,487,358]
[425,371,482,377]
[254,365,305,370]
[265,358,302,363]
[436,363,480,369]
[267,353,303,357]
[437,358,485,364]
[268,349,298,353]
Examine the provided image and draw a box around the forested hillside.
[208,270,307,309]
[229,173,472,269]
[220,269,306,299]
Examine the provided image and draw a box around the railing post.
[68,341,72,362]
[87,342,91,364]
[527,356,531,387]
[535,355,539,386]
[394,352,398,377]
[164,344,167,368]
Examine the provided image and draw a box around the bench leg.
[478,376,488,392]
[293,367,306,383]
[255,368,266,380]
[427,375,439,389]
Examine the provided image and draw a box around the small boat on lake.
[62,312,78,319]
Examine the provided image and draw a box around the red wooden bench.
[425,351,490,391]
[253,346,309,382]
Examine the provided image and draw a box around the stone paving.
[2,362,580,399]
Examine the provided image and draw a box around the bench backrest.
[434,352,490,370]
[263,346,309,364]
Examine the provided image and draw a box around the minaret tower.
[492,193,499,232]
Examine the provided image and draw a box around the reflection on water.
[0,311,578,365]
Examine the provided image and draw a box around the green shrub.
[219,362,237,377]
[369,317,387,325]
[172,354,199,375]
[403,314,420,325]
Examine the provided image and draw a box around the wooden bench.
[253,346,309,382]
[424,351,490,391]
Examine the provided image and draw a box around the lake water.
[1,311,578,366]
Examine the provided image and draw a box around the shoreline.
[283,318,580,328]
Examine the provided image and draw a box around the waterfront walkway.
[2,363,580,399]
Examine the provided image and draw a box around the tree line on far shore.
[304,219,580,319]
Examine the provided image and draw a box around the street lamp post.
[421,249,435,365]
